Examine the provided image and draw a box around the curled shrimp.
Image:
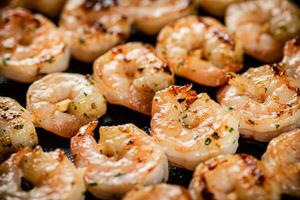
[122,184,192,200]
[225,0,300,63]
[217,65,300,142]
[197,0,241,17]
[93,42,174,115]
[0,97,38,162]
[0,146,85,200]
[189,154,281,200]
[60,0,131,63]
[150,85,239,170]
[156,15,243,87]
[0,8,70,83]
[70,121,169,199]
[119,0,195,35]
[262,129,300,197]
[26,73,107,138]
[279,37,300,89]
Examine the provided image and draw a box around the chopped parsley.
[275,124,280,129]
[2,57,10,66]
[205,138,211,145]
[212,132,220,139]
[79,37,85,44]
[228,127,234,133]
[83,92,88,96]
[225,106,233,110]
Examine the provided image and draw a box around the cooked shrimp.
[93,42,174,115]
[60,0,131,63]
[279,37,300,89]
[0,146,85,200]
[225,0,300,63]
[262,129,300,197]
[197,0,241,17]
[119,0,195,35]
[70,121,168,199]
[0,97,37,162]
[217,65,300,142]
[150,85,239,170]
[189,154,281,200]
[25,0,65,17]
[26,73,106,138]
[0,8,70,83]
[122,184,192,200]
[156,16,243,87]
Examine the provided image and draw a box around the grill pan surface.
[0,2,299,199]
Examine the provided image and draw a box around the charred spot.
[201,177,214,200]
[127,139,134,145]
[21,177,34,191]
[162,63,172,75]
[137,67,144,72]
[177,98,185,103]
[271,63,284,76]
[239,154,265,185]
[95,22,107,32]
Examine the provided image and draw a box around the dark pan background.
[1,1,300,199]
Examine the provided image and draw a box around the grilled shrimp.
[280,37,300,89]
[122,184,192,200]
[0,146,85,200]
[189,154,281,200]
[197,0,241,17]
[150,85,239,170]
[60,0,131,63]
[217,65,300,142]
[0,8,70,83]
[119,0,195,35]
[225,0,300,63]
[70,121,169,199]
[262,129,300,197]
[156,16,243,87]
[93,42,174,115]
[0,97,37,162]
[26,73,106,138]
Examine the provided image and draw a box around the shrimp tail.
[77,121,98,136]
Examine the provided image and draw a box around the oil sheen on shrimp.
[70,121,169,199]
[217,65,300,142]
[156,15,243,87]
[225,0,300,63]
[189,154,281,200]
[26,73,106,138]
[93,42,174,115]
[60,0,131,63]
[197,0,241,17]
[119,0,195,35]
[151,85,239,170]
[122,184,192,200]
[0,146,85,200]
[0,8,70,83]
[262,129,300,197]
[0,97,37,162]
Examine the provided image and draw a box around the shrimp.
[217,65,300,142]
[150,85,239,170]
[0,146,85,200]
[70,121,169,199]
[279,37,300,89]
[225,0,300,63]
[93,42,174,115]
[0,8,70,83]
[59,0,131,63]
[188,154,281,200]
[0,97,37,162]
[197,0,241,17]
[122,184,192,200]
[118,0,195,35]
[24,0,66,17]
[156,16,243,87]
[26,73,106,138]
[262,129,300,197]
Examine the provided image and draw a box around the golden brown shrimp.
[197,0,241,17]
[151,85,239,170]
[118,0,195,35]
[225,0,300,63]
[93,42,174,115]
[26,73,106,138]
[122,184,192,200]
[0,97,38,162]
[0,8,70,83]
[156,15,243,87]
[0,146,85,200]
[217,65,300,142]
[262,129,300,197]
[189,154,281,200]
[60,0,131,63]
[70,121,169,199]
